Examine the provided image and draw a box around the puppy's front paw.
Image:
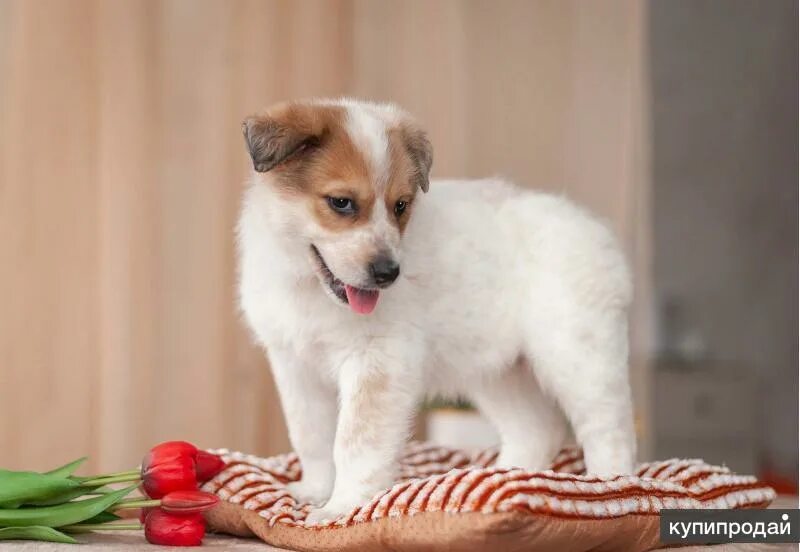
[304,498,358,526]
[287,479,332,507]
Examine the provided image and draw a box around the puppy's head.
[242,99,432,315]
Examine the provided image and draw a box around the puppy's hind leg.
[528,311,636,475]
[471,359,568,471]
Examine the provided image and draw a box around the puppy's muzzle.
[370,255,400,288]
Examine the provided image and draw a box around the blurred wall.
[0,0,650,472]
[649,0,798,473]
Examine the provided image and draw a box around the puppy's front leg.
[306,349,420,524]
[268,346,338,506]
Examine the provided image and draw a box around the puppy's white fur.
[238,99,636,523]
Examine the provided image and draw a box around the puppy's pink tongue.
[344,285,380,315]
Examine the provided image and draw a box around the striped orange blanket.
[202,442,774,552]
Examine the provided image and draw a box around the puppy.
[237,98,635,523]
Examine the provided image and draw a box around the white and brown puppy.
[238,98,635,523]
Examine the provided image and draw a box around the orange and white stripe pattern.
[201,442,775,529]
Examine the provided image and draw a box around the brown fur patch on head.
[384,122,433,232]
[397,121,433,193]
[243,101,377,231]
[242,102,333,173]
[243,101,434,236]
[385,129,420,233]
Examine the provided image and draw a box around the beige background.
[0,0,652,473]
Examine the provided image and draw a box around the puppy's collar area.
[309,245,380,315]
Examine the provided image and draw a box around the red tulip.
[161,490,219,514]
[144,509,205,547]
[140,441,226,499]
[141,456,197,499]
[195,451,226,482]
[143,441,198,466]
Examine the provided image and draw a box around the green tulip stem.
[94,469,140,479]
[79,474,141,487]
[62,523,142,533]
[87,488,115,495]
[110,499,160,511]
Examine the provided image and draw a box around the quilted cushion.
[202,442,774,552]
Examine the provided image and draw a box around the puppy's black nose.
[370,256,400,287]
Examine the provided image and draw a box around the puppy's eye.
[394,200,408,217]
[327,196,357,215]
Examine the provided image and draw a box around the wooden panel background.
[0,0,651,472]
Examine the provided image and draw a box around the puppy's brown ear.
[241,117,315,173]
[403,126,433,193]
[242,104,327,173]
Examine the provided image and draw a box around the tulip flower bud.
[141,456,197,499]
[143,441,198,467]
[144,509,205,546]
[161,490,219,514]
[140,441,226,499]
[195,452,226,482]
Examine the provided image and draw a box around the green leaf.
[45,457,87,479]
[0,470,80,509]
[0,485,135,527]
[24,485,100,507]
[0,526,77,544]
[78,511,121,525]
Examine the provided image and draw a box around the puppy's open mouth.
[310,245,380,315]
